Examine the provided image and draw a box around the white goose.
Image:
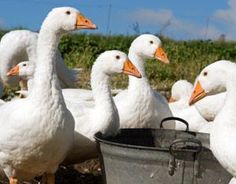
[0,7,96,183]
[169,79,225,121]
[189,60,236,178]
[0,29,81,96]
[7,61,35,92]
[168,80,193,114]
[113,34,174,129]
[168,80,208,132]
[63,50,141,164]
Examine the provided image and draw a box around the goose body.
[0,99,5,105]
[0,29,80,95]
[174,107,208,131]
[0,7,96,183]
[63,50,141,164]
[189,60,236,177]
[114,34,174,129]
[194,92,225,121]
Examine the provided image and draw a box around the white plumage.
[64,50,141,164]
[0,7,96,183]
[189,60,236,178]
[169,80,193,114]
[114,34,174,129]
[194,91,225,121]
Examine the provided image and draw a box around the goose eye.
[23,64,27,67]
[65,11,71,15]
[150,40,154,44]
[116,55,120,60]
[203,71,208,76]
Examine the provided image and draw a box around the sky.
[0,0,236,40]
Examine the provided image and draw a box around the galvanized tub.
[95,118,232,184]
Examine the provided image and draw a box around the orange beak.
[123,59,142,78]
[7,65,19,76]
[169,97,176,103]
[189,81,207,105]
[76,13,97,29]
[154,47,169,64]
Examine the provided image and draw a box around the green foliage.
[58,33,236,91]
[2,30,236,92]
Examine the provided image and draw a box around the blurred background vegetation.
[1,29,236,94]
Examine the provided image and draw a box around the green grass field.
[2,30,236,94]
[58,33,236,91]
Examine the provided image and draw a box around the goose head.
[189,60,234,105]
[169,80,193,103]
[129,34,169,64]
[41,7,96,33]
[7,61,34,80]
[93,50,142,78]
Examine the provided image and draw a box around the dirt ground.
[0,159,102,184]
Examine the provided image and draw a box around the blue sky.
[0,0,235,40]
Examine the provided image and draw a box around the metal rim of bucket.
[95,130,168,152]
[94,128,202,152]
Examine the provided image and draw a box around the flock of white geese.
[0,5,235,184]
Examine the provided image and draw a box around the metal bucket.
[95,118,232,184]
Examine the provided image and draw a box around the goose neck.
[128,51,150,91]
[91,65,119,133]
[27,77,34,92]
[29,26,63,103]
[217,72,236,126]
[91,66,114,108]
[224,76,236,107]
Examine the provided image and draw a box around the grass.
[2,30,236,93]
[58,33,236,91]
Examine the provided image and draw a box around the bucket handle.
[168,138,202,176]
[169,138,202,157]
[160,117,189,131]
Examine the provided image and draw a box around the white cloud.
[212,0,236,39]
[126,8,222,40]
[128,9,173,26]
[214,0,236,25]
